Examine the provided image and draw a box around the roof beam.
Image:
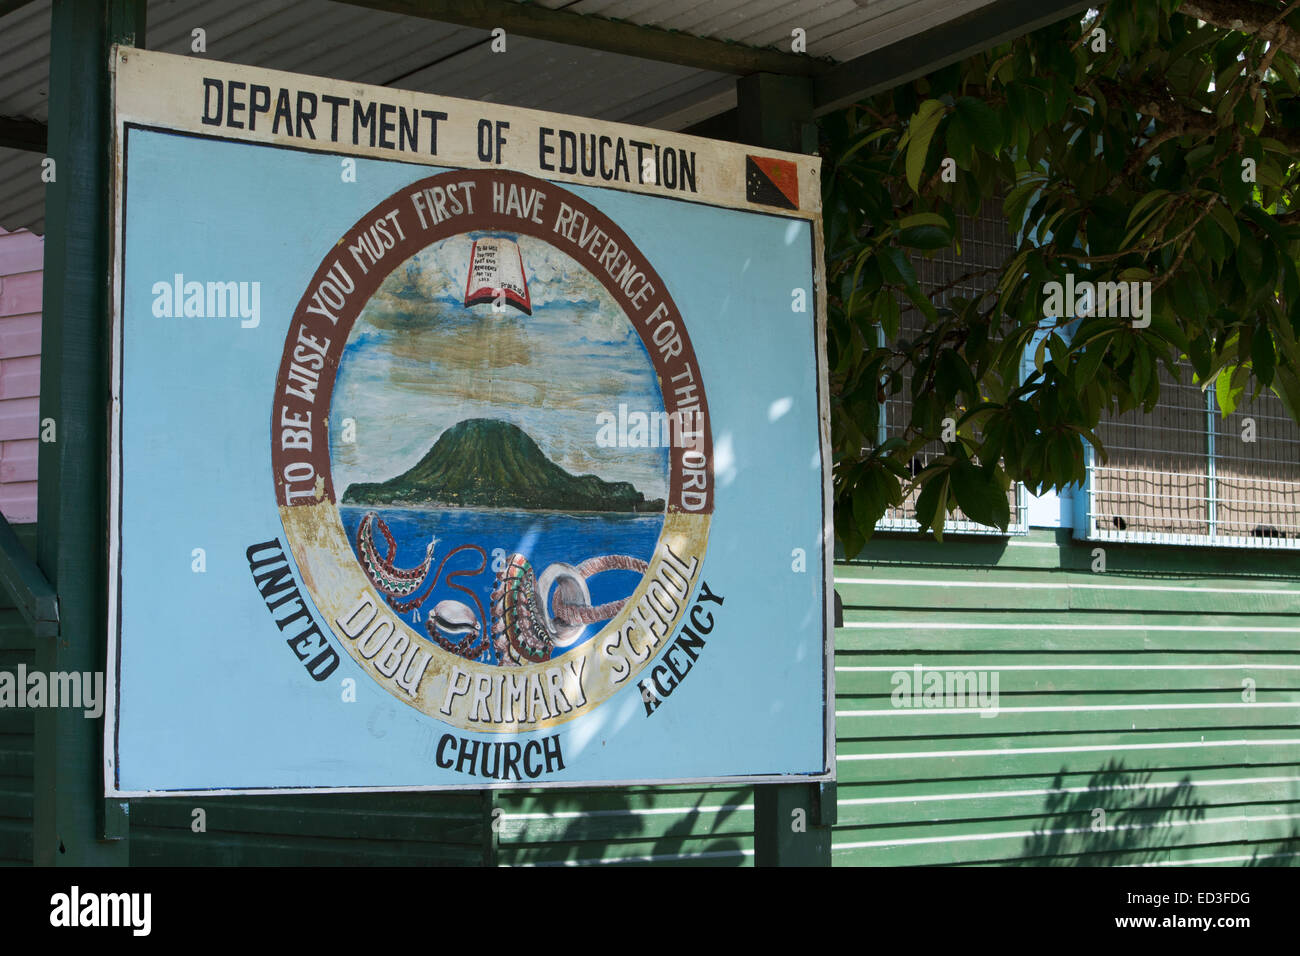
[0,116,47,152]
[812,0,1092,115]
[0,0,38,19]
[334,0,833,77]
[0,514,57,639]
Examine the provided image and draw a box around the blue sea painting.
[340,505,663,665]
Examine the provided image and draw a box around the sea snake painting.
[331,230,669,667]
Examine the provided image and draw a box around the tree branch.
[1177,0,1300,59]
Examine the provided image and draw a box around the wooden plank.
[0,2,41,24]
[129,798,485,844]
[0,818,31,863]
[842,533,1300,577]
[835,666,1300,695]
[836,618,1300,653]
[0,117,46,155]
[835,577,1071,611]
[0,356,39,401]
[835,777,1300,827]
[129,829,484,866]
[33,0,145,865]
[498,785,753,815]
[498,802,753,844]
[499,833,755,866]
[0,398,38,442]
[836,569,1300,613]
[837,701,1300,739]
[832,808,1300,866]
[0,485,35,524]
[0,440,36,483]
[0,271,41,317]
[0,231,44,273]
[839,765,1300,799]
[0,513,55,638]
[0,788,32,819]
[0,707,35,734]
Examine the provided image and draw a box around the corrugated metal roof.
[0,0,999,232]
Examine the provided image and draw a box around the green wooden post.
[736,72,833,867]
[34,0,145,866]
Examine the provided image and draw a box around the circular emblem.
[271,170,711,732]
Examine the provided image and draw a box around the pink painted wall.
[0,227,42,524]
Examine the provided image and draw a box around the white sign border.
[105,47,835,797]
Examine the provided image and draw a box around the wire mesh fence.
[1086,360,1300,548]
[877,197,1026,534]
[870,199,1300,546]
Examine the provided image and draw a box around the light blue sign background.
[116,128,827,792]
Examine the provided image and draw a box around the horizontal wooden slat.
[839,629,1300,653]
[129,829,483,866]
[836,664,1300,695]
[835,774,1300,827]
[0,818,30,864]
[0,232,44,275]
[498,801,753,844]
[832,805,1300,866]
[837,573,1300,615]
[0,787,31,820]
[0,399,37,442]
[832,530,1300,868]
[0,272,40,317]
[499,833,755,866]
[130,794,486,845]
[847,528,1300,576]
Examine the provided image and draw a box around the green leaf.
[1221,159,1252,210]
[853,471,889,538]
[1124,188,1171,226]
[1235,228,1263,281]
[1252,329,1276,387]
[1047,433,1081,486]
[1003,179,1044,232]
[950,460,1009,530]
[879,247,919,292]
[836,127,894,167]
[1215,364,1244,416]
[898,212,950,231]
[937,349,978,403]
[898,224,953,249]
[946,111,972,167]
[914,473,950,539]
[955,96,1002,154]
[1208,201,1239,245]
[904,99,947,193]
[876,290,901,342]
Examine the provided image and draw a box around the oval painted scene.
[330,231,671,668]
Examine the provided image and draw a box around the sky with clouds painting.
[330,233,668,501]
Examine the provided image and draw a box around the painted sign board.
[107,47,832,794]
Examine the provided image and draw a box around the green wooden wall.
[128,793,490,865]
[4,522,1300,865]
[129,786,754,866]
[0,523,36,865]
[833,528,1300,866]
[492,785,755,866]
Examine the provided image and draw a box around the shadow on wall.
[497,786,751,866]
[1245,827,1300,866]
[1015,761,1207,866]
